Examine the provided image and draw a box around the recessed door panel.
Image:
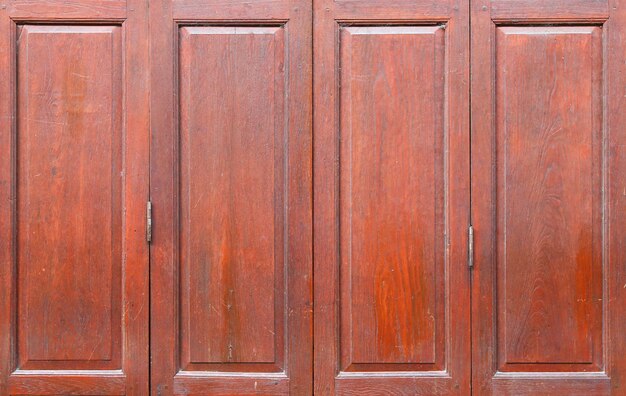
[179,25,284,370]
[496,26,603,370]
[339,26,444,369]
[17,25,123,368]
[472,0,626,394]
[150,0,312,394]
[314,0,470,394]
[4,2,626,395]
[0,1,150,393]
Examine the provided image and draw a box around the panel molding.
[151,0,312,391]
[470,0,626,391]
[177,23,288,374]
[494,24,605,372]
[15,23,124,371]
[337,23,448,373]
[1,0,149,391]
[314,0,469,392]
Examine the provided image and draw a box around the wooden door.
[149,0,312,394]
[0,0,150,394]
[313,0,471,394]
[471,0,626,394]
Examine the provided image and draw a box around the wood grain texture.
[9,0,126,20]
[333,1,449,21]
[606,0,626,393]
[121,0,151,392]
[17,25,122,369]
[496,26,603,368]
[179,26,284,367]
[0,4,13,395]
[0,0,149,393]
[172,0,288,20]
[3,1,626,395]
[8,371,126,395]
[148,0,178,395]
[334,373,452,396]
[490,372,610,395]
[471,0,626,393]
[314,0,470,394]
[150,0,312,394]
[339,26,444,367]
[491,0,608,22]
[173,373,289,395]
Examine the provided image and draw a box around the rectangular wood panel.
[314,0,470,394]
[0,0,149,392]
[496,26,603,370]
[490,0,608,21]
[339,26,444,369]
[17,25,122,369]
[179,26,284,369]
[8,0,126,20]
[471,0,626,393]
[149,0,312,393]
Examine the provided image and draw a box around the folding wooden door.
[471,0,626,394]
[313,0,471,393]
[149,0,313,394]
[0,0,150,393]
[4,0,626,394]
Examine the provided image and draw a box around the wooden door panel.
[179,25,285,370]
[17,25,123,369]
[472,0,626,394]
[0,0,149,394]
[339,25,445,369]
[314,0,470,394]
[495,26,603,371]
[150,1,312,395]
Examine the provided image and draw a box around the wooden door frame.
[470,0,626,394]
[0,0,150,393]
[313,0,471,393]
[149,0,313,394]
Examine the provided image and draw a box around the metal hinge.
[146,201,152,243]
[468,225,474,269]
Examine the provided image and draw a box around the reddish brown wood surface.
[149,0,312,395]
[313,0,470,394]
[496,26,603,369]
[0,0,150,393]
[471,0,626,394]
[17,25,123,368]
[339,26,444,368]
[178,25,285,369]
[3,1,626,394]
